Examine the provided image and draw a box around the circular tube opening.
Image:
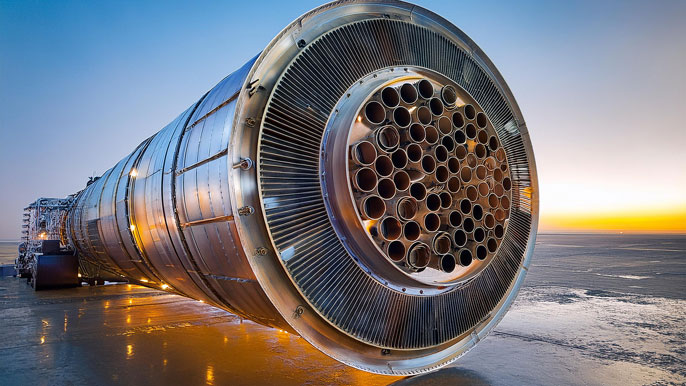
[495,208,506,222]
[407,123,426,143]
[494,183,504,197]
[417,79,434,99]
[426,193,441,212]
[410,182,427,201]
[400,83,418,104]
[487,238,498,253]
[463,217,475,233]
[416,106,432,125]
[404,221,421,241]
[455,144,467,159]
[503,177,512,191]
[447,157,460,173]
[493,168,503,182]
[408,243,431,269]
[449,210,462,227]
[484,213,495,229]
[397,197,418,220]
[434,145,448,163]
[478,182,489,197]
[465,123,477,139]
[447,176,460,193]
[466,154,477,168]
[437,116,452,135]
[441,85,457,107]
[376,126,400,152]
[494,224,505,238]
[393,106,411,128]
[439,191,452,209]
[460,167,472,183]
[380,217,402,240]
[406,143,423,162]
[466,185,478,202]
[441,135,455,152]
[433,234,452,255]
[473,227,485,243]
[381,86,400,108]
[488,193,499,208]
[364,101,386,124]
[453,229,467,247]
[477,129,488,144]
[475,165,487,180]
[393,171,411,191]
[377,178,396,199]
[464,104,476,120]
[352,141,377,166]
[354,167,377,192]
[429,97,444,116]
[501,195,511,210]
[458,249,473,267]
[423,212,440,232]
[424,125,439,145]
[459,198,471,215]
[472,204,484,221]
[476,111,488,128]
[374,155,394,177]
[475,143,486,159]
[435,165,449,183]
[391,148,408,169]
[452,111,465,129]
[440,254,456,273]
[488,136,499,151]
[484,157,496,170]
[421,155,436,173]
[388,240,406,262]
[475,245,488,260]
[454,130,466,145]
[362,195,385,220]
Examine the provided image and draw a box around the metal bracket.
[293,305,304,319]
[237,206,254,216]
[232,158,253,170]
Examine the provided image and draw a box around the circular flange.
[229,0,539,375]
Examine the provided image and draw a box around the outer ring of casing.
[228,0,539,375]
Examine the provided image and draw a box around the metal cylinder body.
[65,0,538,375]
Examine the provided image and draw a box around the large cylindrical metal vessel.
[66,0,538,375]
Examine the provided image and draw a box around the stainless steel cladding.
[64,0,538,375]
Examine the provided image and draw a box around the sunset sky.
[1,0,684,239]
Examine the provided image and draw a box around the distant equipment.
[19,1,538,374]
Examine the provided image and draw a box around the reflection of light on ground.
[40,336,45,344]
[205,365,214,385]
[126,315,131,324]
[64,315,67,332]
[126,344,133,359]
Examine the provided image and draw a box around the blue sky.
[1,0,685,239]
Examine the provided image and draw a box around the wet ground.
[0,234,684,385]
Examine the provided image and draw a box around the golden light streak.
[40,336,45,344]
[540,209,686,234]
[206,365,215,385]
[126,344,133,359]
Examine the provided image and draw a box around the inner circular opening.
[434,145,448,163]
[408,243,431,269]
[475,245,488,260]
[424,125,439,145]
[410,182,427,201]
[441,85,457,106]
[440,254,456,273]
[464,104,476,120]
[388,240,406,262]
[433,234,451,255]
[365,101,386,124]
[473,227,485,243]
[449,211,462,227]
[362,195,385,220]
[421,155,436,173]
[437,116,452,135]
[459,249,473,267]
[397,197,418,220]
[423,212,440,232]
[393,107,411,128]
[416,106,432,125]
[404,221,421,241]
[463,217,475,233]
[408,123,426,143]
[352,141,377,165]
[429,97,444,116]
[417,79,434,99]
[380,217,402,240]
[400,83,418,104]
[391,149,408,169]
[453,229,467,247]
[377,178,396,199]
[355,168,377,192]
[381,86,400,108]
[465,123,477,139]
[426,193,441,212]
[376,126,400,152]
[476,111,488,128]
[375,155,394,177]
[393,171,411,191]
[406,143,423,162]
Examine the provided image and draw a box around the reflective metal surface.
[61,0,538,375]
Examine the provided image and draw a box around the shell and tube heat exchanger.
[62,0,538,375]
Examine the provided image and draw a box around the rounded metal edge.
[228,0,539,375]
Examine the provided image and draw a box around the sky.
[1,0,685,240]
